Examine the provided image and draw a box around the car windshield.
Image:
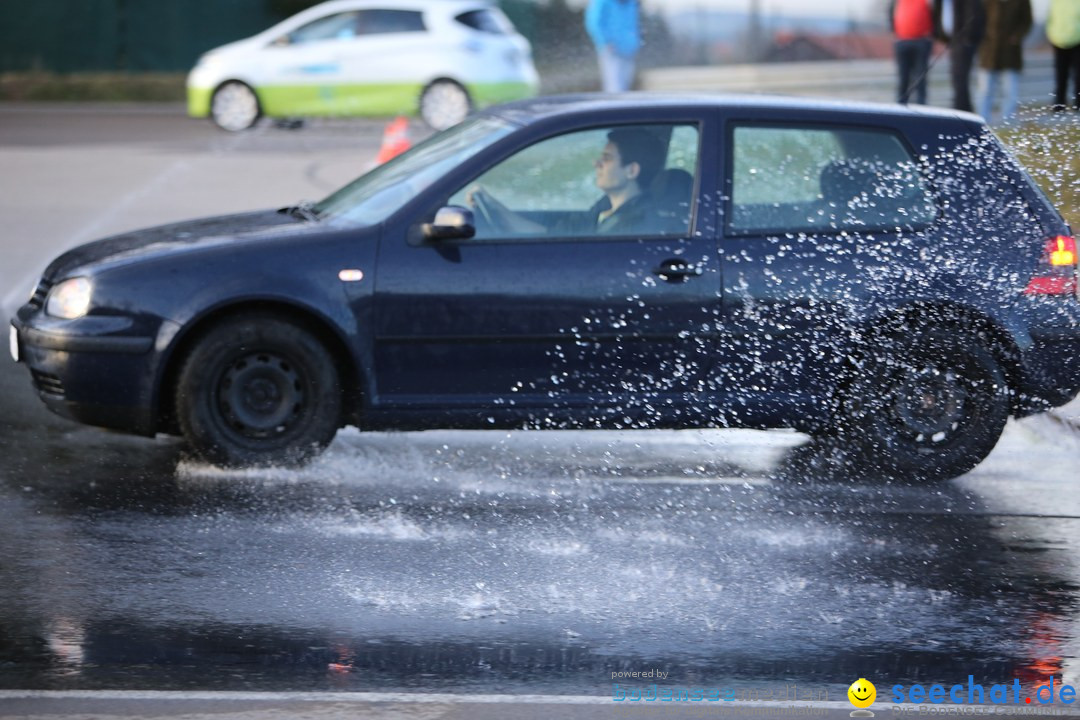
[315,117,515,226]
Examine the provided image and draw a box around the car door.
[260,10,360,116]
[717,118,938,422]
[334,9,429,114]
[371,119,721,427]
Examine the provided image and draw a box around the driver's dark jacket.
[554,193,660,235]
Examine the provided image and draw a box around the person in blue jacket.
[585,0,641,93]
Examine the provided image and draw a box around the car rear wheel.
[419,80,471,131]
[175,315,341,467]
[839,329,1010,482]
[210,81,261,132]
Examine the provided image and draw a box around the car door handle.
[653,259,703,282]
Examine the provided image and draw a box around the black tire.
[210,81,261,132]
[175,315,342,467]
[418,79,471,130]
[839,329,1010,482]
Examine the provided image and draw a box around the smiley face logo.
[848,678,876,709]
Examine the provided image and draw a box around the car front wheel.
[175,315,342,467]
[419,80,471,130]
[210,81,261,132]
[840,329,1010,482]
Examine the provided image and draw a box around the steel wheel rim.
[217,352,304,439]
[887,365,969,446]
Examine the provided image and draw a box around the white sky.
[635,0,1052,23]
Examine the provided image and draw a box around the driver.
[466,127,665,236]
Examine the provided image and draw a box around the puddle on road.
[2,415,1080,697]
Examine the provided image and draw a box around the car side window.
[455,9,514,34]
[358,10,426,35]
[446,123,700,240]
[728,125,936,235]
[287,12,360,44]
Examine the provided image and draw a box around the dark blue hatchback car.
[10,95,1080,480]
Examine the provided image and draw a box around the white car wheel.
[419,80,471,131]
[210,82,260,132]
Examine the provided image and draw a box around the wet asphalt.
[2,105,1080,718]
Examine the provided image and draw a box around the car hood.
[201,38,251,59]
[42,209,306,281]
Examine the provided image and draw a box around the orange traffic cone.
[375,116,411,164]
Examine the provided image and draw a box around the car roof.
[484,92,985,128]
[293,0,495,13]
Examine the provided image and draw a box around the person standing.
[585,0,641,93]
[891,0,935,104]
[934,0,986,111]
[1047,0,1080,110]
[977,0,1033,123]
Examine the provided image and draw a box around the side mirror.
[272,34,291,47]
[422,206,476,240]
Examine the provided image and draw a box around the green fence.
[0,0,617,97]
[0,0,578,75]
[0,0,284,73]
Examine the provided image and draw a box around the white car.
[186,0,539,131]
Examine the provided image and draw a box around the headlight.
[46,277,92,319]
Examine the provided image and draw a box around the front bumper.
[186,63,219,118]
[11,311,164,436]
[187,86,212,118]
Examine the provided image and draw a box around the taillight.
[1024,235,1078,296]
[1050,235,1078,266]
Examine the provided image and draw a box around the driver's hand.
[464,185,484,208]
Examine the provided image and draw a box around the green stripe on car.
[188,82,534,119]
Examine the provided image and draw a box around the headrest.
[650,168,693,202]
[819,160,880,205]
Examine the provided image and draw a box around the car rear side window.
[455,9,514,34]
[358,9,425,35]
[728,124,936,235]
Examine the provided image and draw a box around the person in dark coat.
[934,0,986,112]
[977,0,1033,122]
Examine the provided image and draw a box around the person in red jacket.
[891,0,936,104]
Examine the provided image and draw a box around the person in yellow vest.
[1047,0,1080,110]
